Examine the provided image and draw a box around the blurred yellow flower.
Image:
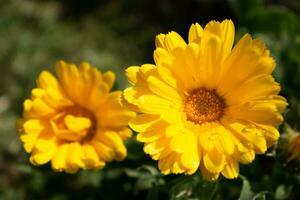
[288,131,300,161]
[122,20,287,180]
[18,61,135,173]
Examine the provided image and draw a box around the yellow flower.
[18,61,135,173]
[287,131,300,161]
[122,20,287,180]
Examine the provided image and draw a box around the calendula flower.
[18,61,135,173]
[122,19,287,180]
[287,130,300,161]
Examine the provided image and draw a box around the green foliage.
[0,0,300,199]
[239,175,268,200]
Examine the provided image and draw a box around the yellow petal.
[30,149,56,165]
[161,109,183,124]
[86,83,109,110]
[188,23,203,43]
[200,162,220,181]
[216,126,235,155]
[203,148,225,173]
[199,32,222,88]
[23,119,45,135]
[23,99,33,113]
[219,19,235,56]
[123,87,139,106]
[180,137,200,174]
[238,149,255,164]
[95,131,127,161]
[146,75,182,102]
[227,103,284,126]
[44,87,73,108]
[125,66,140,85]
[165,123,182,137]
[137,95,173,114]
[51,144,68,172]
[31,88,45,99]
[129,114,160,132]
[20,120,46,152]
[34,137,57,153]
[170,127,196,153]
[120,91,140,112]
[197,122,221,152]
[164,31,186,52]
[221,157,239,179]
[118,128,133,141]
[222,119,267,154]
[98,92,135,128]
[136,121,166,142]
[218,34,277,96]
[144,137,169,156]
[102,71,115,90]
[204,19,235,59]
[20,133,39,153]
[156,65,177,88]
[155,34,166,48]
[252,122,280,146]
[64,115,91,132]
[158,153,184,174]
[37,70,59,89]
[65,142,84,173]
[153,48,172,66]
[82,144,105,169]
[56,61,104,106]
[30,139,57,165]
[169,47,198,90]
[170,133,188,153]
[55,61,80,102]
[92,140,115,162]
[30,98,56,117]
[137,131,161,143]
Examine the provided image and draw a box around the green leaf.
[252,192,268,200]
[239,176,269,200]
[239,175,254,200]
[138,165,160,176]
[195,180,218,200]
[275,185,292,200]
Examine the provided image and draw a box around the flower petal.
[203,148,226,173]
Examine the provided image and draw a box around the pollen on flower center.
[184,88,226,124]
[53,105,97,142]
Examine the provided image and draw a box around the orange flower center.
[184,88,225,124]
[51,105,97,142]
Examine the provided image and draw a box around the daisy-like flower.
[122,20,287,180]
[287,130,300,161]
[18,61,135,173]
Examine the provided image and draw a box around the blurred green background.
[0,0,300,199]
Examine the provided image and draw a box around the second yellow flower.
[19,61,135,173]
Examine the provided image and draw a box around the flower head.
[123,20,287,180]
[18,61,135,173]
[287,130,300,161]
